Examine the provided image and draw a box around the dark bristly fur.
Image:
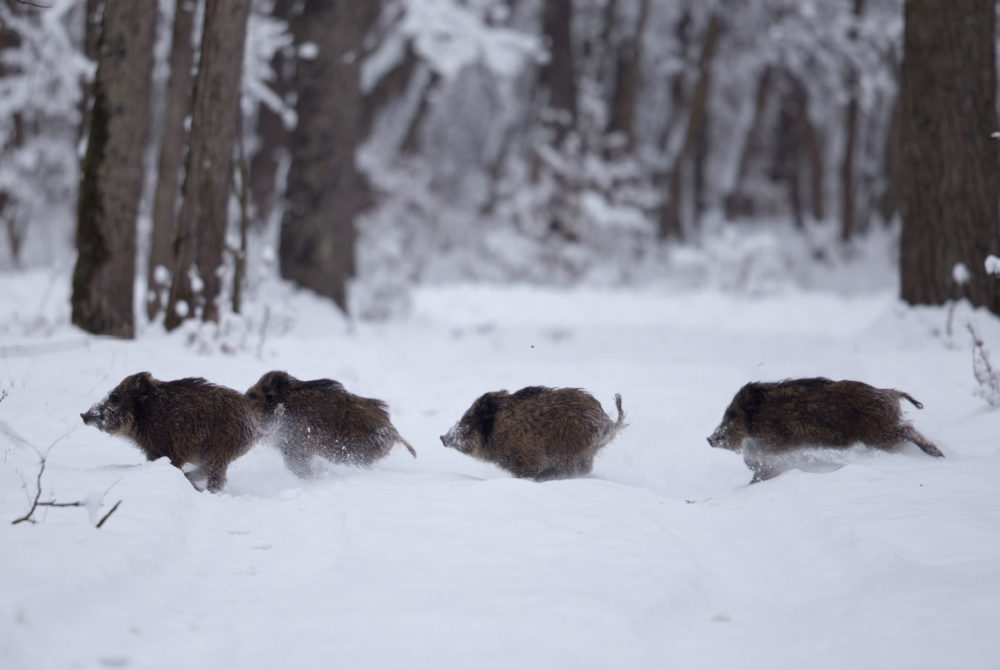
[81,372,261,492]
[706,377,943,483]
[440,386,626,481]
[245,370,417,477]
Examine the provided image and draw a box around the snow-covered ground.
[1,270,999,669]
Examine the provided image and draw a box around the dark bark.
[0,4,22,265]
[660,12,721,240]
[147,0,198,320]
[164,0,251,330]
[280,1,381,313]
[606,0,650,151]
[898,0,999,314]
[771,72,823,228]
[248,0,293,229]
[538,0,577,144]
[71,0,156,338]
[840,0,865,242]
[725,67,774,219]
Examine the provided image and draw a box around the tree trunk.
[660,12,721,240]
[0,4,22,266]
[840,0,865,242]
[164,0,251,330]
[248,0,294,229]
[71,0,156,338]
[898,0,999,314]
[279,1,380,313]
[605,0,650,151]
[147,0,198,321]
[725,66,774,219]
[538,0,577,145]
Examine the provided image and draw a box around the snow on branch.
[363,0,541,92]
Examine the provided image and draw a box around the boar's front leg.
[743,439,781,484]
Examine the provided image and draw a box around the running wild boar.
[81,372,261,492]
[245,371,416,477]
[707,377,943,482]
[440,386,625,481]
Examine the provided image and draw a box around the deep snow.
[1,270,999,670]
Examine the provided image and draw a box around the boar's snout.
[439,435,447,446]
[707,427,724,449]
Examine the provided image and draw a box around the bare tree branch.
[10,434,123,527]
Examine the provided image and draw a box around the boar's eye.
[247,391,259,400]
[108,391,121,404]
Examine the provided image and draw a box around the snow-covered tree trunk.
[164,0,251,331]
[71,0,156,338]
[147,0,198,321]
[279,0,380,314]
[898,0,999,315]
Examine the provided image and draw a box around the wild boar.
[245,370,416,477]
[440,386,625,481]
[81,372,261,492]
[707,377,944,482]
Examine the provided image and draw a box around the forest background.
[0,0,997,332]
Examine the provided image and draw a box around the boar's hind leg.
[281,447,316,478]
[901,426,944,458]
[182,465,207,491]
[203,461,230,493]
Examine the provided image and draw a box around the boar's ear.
[269,371,292,393]
[738,384,764,418]
[129,372,155,400]
[467,392,500,438]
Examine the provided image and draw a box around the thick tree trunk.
[605,0,650,151]
[660,12,721,240]
[280,1,380,313]
[898,0,999,314]
[71,0,156,338]
[0,4,22,266]
[248,0,293,229]
[840,0,865,242]
[538,0,577,145]
[164,0,251,330]
[725,66,774,219]
[147,0,198,321]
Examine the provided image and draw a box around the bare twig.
[16,0,52,8]
[10,437,124,527]
[968,323,1000,408]
[10,451,47,525]
[96,500,122,529]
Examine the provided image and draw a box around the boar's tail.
[896,391,924,409]
[598,393,627,449]
[613,393,626,429]
[396,434,418,458]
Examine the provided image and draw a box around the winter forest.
[2,1,1000,669]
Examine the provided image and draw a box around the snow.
[2,270,1000,670]
[952,262,970,286]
